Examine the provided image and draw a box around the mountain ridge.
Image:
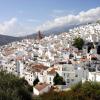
[0,21,99,46]
[0,34,21,46]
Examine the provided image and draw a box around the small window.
[49,77,51,81]
[75,75,78,77]
[67,79,70,83]
[71,79,74,81]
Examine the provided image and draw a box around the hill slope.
[0,34,21,46]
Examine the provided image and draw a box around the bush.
[40,81,100,100]
[73,37,84,50]
[53,73,66,85]
[0,70,32,100]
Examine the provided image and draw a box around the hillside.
[40,81,100,100]
[0,34,21,46]
[0,71,32,100]
[0,22,99,46]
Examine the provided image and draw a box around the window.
[71,79,74,81]
[67,73,69,77]
[75,74,78,77]
[49,77,51,81]
[67,79,70,83]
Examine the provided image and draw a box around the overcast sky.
[0,0,100,36]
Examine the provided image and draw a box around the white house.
[46,67,57,85]
[33,83,51,95]
[24,70,35,85]
[16,60,24,78]
[55,61,88,85]
[88,72,100,82]
[55,62,76,85]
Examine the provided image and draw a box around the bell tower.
[37,31,44,40]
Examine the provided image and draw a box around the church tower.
[37,31,44,40]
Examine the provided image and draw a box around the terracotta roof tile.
[34,83,49,91]
[47,68,57,75]
[31,64,48,72]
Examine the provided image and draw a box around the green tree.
[40,81,100,100]
[73,37,84,50]
[71,81,82,92]
[97,45,100,54]
[0,70,32,100]
[33,77,39,86]
[53,73,66,85]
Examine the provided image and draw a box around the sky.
[0,0,100,36]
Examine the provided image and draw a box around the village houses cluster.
[0,22,100,95]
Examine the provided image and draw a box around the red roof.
[31,64,48,72]
[34,83,49,91]
[47,68,57,75]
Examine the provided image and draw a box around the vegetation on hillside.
[1,71,100,100]
[40,81,100,100]
[0,70,32,100]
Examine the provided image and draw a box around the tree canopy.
[0,71,32,100]
[40,81,100,100]
[53,73,66,85]
[33,77,39,86]
[73,37,84,50]
[97,45,100,54]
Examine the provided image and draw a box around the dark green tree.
[33,77,39,86]
[87,42,94,53]
[97,45,100,54]
[73,37,84,50]
[0,70,32,100]
[53,73,66,85]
